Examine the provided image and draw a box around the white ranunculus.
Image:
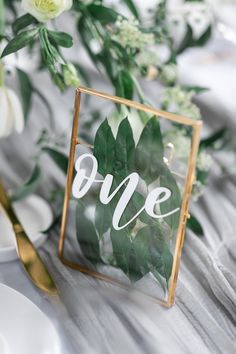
[167,0,213,44]
[0,87,24,138]
[184,2,213,39]
[21,0,72,22]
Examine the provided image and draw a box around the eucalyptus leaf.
[133,225,173,286]
[93,118,116,176]
[111,227,132,276]
[187,213,204,237]
[17,68,32,122]
[95,200,112,239]
[182,85,209,94]
[1,28,38,57]
[76,200,101,262]
[115,70,134,100]
[200,128,226,149]
[135,117,164,185]
[11,165,42,202]
[87,4,119,24]
[12,14,37,35]
[42,147,68,174]
[48,30,73,48]
[115,118,135,178]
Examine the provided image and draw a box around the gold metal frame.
[58,86,202,308]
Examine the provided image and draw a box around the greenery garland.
[0,0,230,242]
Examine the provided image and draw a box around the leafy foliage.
[76,117,182,291]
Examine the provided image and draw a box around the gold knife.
[0,180,58,295]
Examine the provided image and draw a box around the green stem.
[0,0,4,36]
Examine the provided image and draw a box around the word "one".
[72,154,180,231]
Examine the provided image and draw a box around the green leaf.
[133,225,173,286]
[11,165,42,202]
[12,14,37,35]
[115,118,135,178]
[194,25,212,47]
[111,227,132,276]
[135,117,164,185]
[42,147,68,174]
[200,128,226,149]
[187,213,204,237]
[87,4,119,24]
[76,200,101,262]
[196,169,208,185]
[177,25,193,54]
[94,118,116,176]
[178,24,212,54]
[160,168,181,231]
[95,200,112,239]
[39,27,60,65]
[1,28,38,57]
[120,0,140,19]
[48,30,73,48]
[115,70,134,100]
[182,85,210,94]
[0,0,4,36]
[17,68,32,122]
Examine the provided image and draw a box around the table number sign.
[58,87,202,307]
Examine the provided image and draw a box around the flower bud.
[63,63,80,87]
[0,87,24,138]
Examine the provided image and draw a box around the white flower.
[0,87,24,138]
[184,2,213,40]
[166,11,187,47]
[113,17,155,50]
[136,50,159,68]
[21,0,72,22]
[161,86,201,120]
[164,128,191,160]
[166,0,213,45]
[160,63,178,85]
[197,150,213,171]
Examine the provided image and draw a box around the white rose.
[0,87,24,138]
[21,0,72,22]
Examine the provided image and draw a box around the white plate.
[0,283,61,354]
[0,195,53,263]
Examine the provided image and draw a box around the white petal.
[6,88,24,134]
[0,88,14,138]
[63,0,73,10]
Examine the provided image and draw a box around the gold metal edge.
[78,86,201,127]
[167,121,202,307]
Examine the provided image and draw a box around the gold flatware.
[0,179,58,295]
